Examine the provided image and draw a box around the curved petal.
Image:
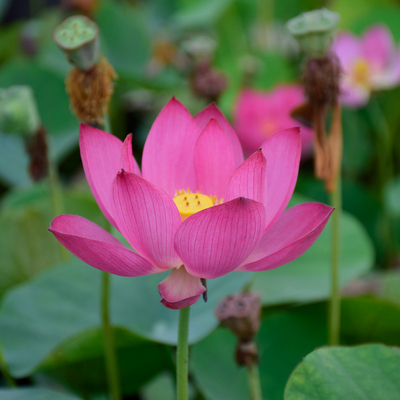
[261,127,301,230]
[225,149,267,211]
[79,123,123,228]
[121,133,141,175]
[142,97,201,196]
[362,25,394,71]
[111,171,181,269]
[49,215,159,276]
[174,198,266,279]
[238,203,334,272]
[194,119,236,199]
[339,81,370,108]
[194,103,244,167]
[158,267,206,309]
[332,33,361,72]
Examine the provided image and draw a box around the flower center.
[352,59,370,87]
[173,191,214,221]
[261,120,277,138]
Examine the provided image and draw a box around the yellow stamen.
[173,191,214,221]
[352,59,370,87]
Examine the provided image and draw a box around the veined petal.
[194,103,244,167]
[238,203,334,272]
[225,149,267,210]
[174,198,266,279]
[158,267,206,309]
[121,133,141,175]
[111,171,181,269]
[141,97,201,196]
[80,123,123,228]
[261,127,301,230]
[49,215,159,276]
[362,25,395,71]
[194,119,236,199]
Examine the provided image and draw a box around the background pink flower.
[332,25,400,107]
[233,85,314,158]
[49,98,333,310]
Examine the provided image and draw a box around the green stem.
[247,363,263,400]
[0,343,16,387]
[101,271,121,400]
[368,97,394,193]
[48,161,69,261]
[328,173,341,346]
[177,307,190,400]
[368,98,395,267]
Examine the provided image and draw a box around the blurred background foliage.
[0,0,399,399]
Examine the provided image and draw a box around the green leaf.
[0,258,252,379]
[40,328,173,396]
[95,1,151,79]
[141,373,175,400]
[341,297,400,346]
[0,132,31,187]
[0,183,106,296]
[192,299,400,400]
[0,388,81,400]
[0,61,79,185]
[250,194,374,305]
[284,344,400,400]
[191,304,327,400]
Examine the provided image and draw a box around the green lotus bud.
[0,86,41,136]
[53,15,99,71]
[286,8,340,58]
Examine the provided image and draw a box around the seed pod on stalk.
[287,9,342,192]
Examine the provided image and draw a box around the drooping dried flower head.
[66,57,117,125]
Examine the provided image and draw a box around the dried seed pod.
[65,57,117,125]
[26,126,48,182]
[190,59,228,103]
[53,15,99,71]
[215,293,261,343]
[286,8,340,58]
[216,293,262,367]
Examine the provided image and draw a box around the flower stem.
[101,270,121,400]
[247,363,263,400]
[0,342,16,387]
[177,306,190,400]
[328,172,341,346]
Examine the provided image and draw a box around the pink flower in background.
[233,85,314,158]
[49,98,333,310]
[332,25,400,107]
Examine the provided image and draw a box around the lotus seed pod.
[286,8,340,58]
[0,86,41,136]
[53,15,99,70]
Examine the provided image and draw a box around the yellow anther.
[352,59,370,87]
[173,192,214,221]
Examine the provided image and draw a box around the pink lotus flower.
[332,25,400,107]
[233,85,314,157]
[49,98,333,309]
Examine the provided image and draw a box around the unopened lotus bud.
[0,86,41,136]
[53,15,99,71]
[286,8,340,58]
